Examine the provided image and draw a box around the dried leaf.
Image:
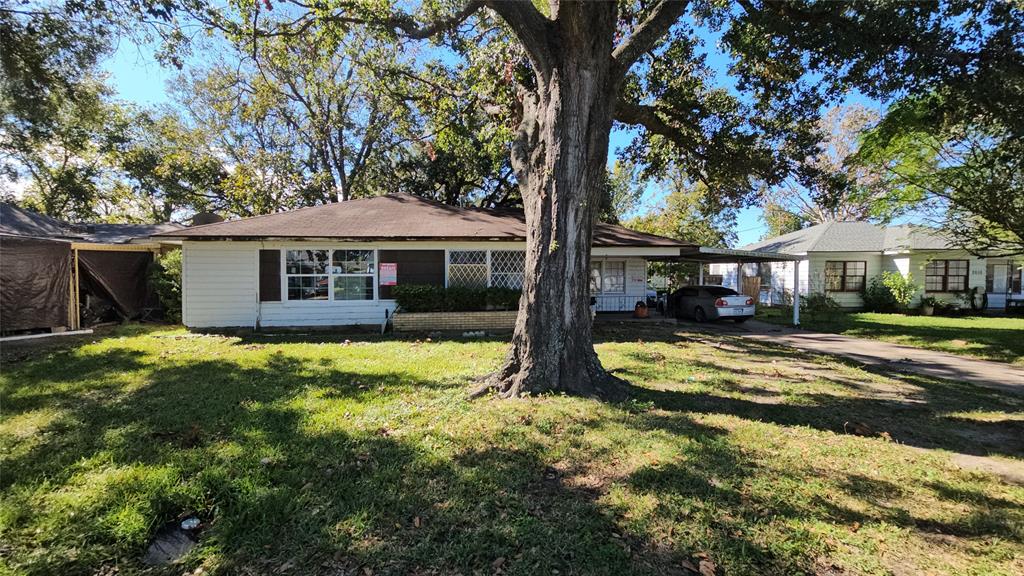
[698,558,717,576]
[413,516,421,528]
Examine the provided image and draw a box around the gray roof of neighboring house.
[740,221,955,254]
[0,202,183,243]
[0,202,78,240]
[155,193,690,247]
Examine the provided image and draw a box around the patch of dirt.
[948,453,1024,485]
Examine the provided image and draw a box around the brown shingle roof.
[155,193,689,248]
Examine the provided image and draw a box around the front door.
[987,263,1010,309]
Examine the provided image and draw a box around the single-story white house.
[709,221,1024,310]
[154,193,691,329]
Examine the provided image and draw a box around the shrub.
[861,276,898,312]
[393,285,523,313]
[881,271,918,311]
[392,285,445,312]
[149,249,182,323]
[445,285,488,311]
[486,287,522,311]
[800,292,841,322]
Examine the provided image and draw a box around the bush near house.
[881,271,918,311]
[149,250,182,323]
[799,292,841,322]
[393,284,521,312]
[861,275,898,312]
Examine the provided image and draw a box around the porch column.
[792,259,800,326]
[698,263,704,284]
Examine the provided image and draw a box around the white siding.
[805,252,883,308]
[903,250,987,307]
[181,240,665,327]
[259,301,395,328]
[182,242,258,328]
[592,257,648,312]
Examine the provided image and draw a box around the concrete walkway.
[687,319,1024,394]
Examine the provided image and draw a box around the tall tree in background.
[759,105,905,233]
[858,94,1024,256]
[173,24,412,207]
[629,170,737,286]
[598,160,645,225]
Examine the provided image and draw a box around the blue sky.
[101,25,878,247]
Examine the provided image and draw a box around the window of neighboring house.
[1014,264,1023,294]
[285,249,375,301]
[490,250,526,289]
[331,249,375,300]
[824,261,867,292]
[448,250,488,287]
[925,259,968,292]
[286,249,329,300]
[591,260,625,293]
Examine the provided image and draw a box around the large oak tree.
[201,0,1019,398]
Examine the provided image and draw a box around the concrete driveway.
[683,319,1024,394]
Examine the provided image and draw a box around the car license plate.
[733,307,745,314]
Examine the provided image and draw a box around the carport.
[656,246,806,326]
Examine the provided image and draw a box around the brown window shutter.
[377,250,445,299]
[259,250,281,302]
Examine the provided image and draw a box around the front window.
[286,249,374,301]
[824,261,866,292]
[590,260,625,294]
[448,250,488,287]
[490,250,526,289]
[286,250,329,300]
[331,250,375,300]
[926,259,968,292]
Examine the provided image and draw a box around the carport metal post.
[792,259,800,326]
[698,263,704,284]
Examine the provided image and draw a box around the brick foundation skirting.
[392,310,518,332]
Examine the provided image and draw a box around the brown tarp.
[77,250,155,319]
[0,236,71,332]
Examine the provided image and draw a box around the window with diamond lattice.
[490,251,525,288]
[448,250,488,287]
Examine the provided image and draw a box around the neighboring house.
[0,203,182,334]
[154,193,688,329]
[708,221,1023,310]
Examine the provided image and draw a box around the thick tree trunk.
[478,4,627,399]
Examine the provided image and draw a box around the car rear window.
[704,286,739,296]
[679,287,699,297]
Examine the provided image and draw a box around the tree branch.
[384,0,485,39]
[614,100,701,157]
[483,0,554,76]
[612,0,689,74]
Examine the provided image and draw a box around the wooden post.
[67,257,75,330]
[792,259,800,326]
[74,248,81,330]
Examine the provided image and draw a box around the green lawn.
[757,309,1024,365]
[2,324,1023,576]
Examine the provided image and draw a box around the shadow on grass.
[762,313,1024,364]
[598,322,1024,459]
[606,405,1023,576]
[0,341,672,576]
